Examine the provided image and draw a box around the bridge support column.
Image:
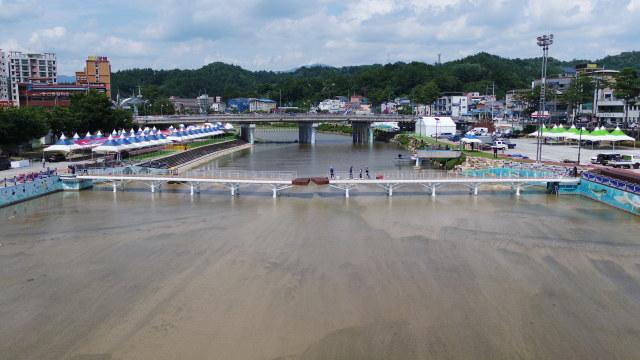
[345,184,350,197]
[190,182,194,195]
[240,123,256,144]
[112,180,117,193]
[352,122,375,143]
[196,183,200,194]
[516,182,521,196]
[151,181,155,193]
[432,185,436,196]
[474,183,478,196]
[120,181,125,191]
[297,123,318,144]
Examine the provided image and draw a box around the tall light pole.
[536,33,553,164]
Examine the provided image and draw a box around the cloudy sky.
[1,0,639,76]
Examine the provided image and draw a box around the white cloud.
[0,0,638,75]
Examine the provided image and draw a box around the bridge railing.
[330,170,566,181]
[84,168,297,180]
[184,170,298,180]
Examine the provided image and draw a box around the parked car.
[46,153,66,162]
[448,134,460,141]
[0,157,11,170]
[590,152,620,165]
[580,140,600,147]
[629,123,638,129]
[431,132,453,139]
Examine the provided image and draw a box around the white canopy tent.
[415,117,456,137]
[44,134,83,153]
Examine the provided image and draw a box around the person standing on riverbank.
[359,168,362,179]
[330,167,334,179]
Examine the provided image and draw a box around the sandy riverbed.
[1,185,640,359]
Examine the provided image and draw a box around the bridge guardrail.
[330,170,566,181]
[83,168,297,181]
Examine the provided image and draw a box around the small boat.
[393,155,416,164]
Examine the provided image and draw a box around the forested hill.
[111,51,640,104]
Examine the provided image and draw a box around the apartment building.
[0,49,8,103]
[7,52,57,106]
[435,92,468,117]
[75,56,111,98]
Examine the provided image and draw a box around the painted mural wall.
[580,179,640,215]
[0,176,61,208]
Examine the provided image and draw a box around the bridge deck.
[77,170,579,197]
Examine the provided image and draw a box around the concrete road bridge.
[133,114,419,145]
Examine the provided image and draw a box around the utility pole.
[536,33,553,164]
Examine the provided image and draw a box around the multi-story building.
[505,89,531,119]
[227,98,251,112]
[249,98,276,112]
[7,52,57,105]
[435,92,468,117]
[0,49,8,103]
[590,70,639,125]
[14,82,107,109]
[75,56,111,99]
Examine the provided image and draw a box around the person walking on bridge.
[330,167,334,179]
[350,166,353,179]
[366,166,370,179]
[359,168,362,179]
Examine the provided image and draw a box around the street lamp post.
[535,33,553,164]
[161,104,164,116]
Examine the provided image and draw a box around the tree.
[69,89,134,134]
[222,84,239,101]
[45,106,80,138]
[151,98,175,115]
[141,85,161,107]
[0,106,49,155]
[561,75,594,124]
[612,67,640,129]
[414,81,441,115]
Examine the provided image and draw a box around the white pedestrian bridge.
[76,168,580,198]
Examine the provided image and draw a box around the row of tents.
[529,125,635,149]
[44,123,229,155]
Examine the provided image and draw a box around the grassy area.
[410,133,458,148]
[127,149,180,163]
[186,135,237,150]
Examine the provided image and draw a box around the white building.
[435,92,468,117]
[415,116,457,137]
[7,52,57,105]
[318,98,343,112]
[0,49,7,102]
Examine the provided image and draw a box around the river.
[1,131,640,359]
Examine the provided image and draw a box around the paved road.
[505,138,640,165]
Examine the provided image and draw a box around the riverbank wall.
[0,176,62,208]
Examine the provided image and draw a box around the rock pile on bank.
[453,156,504,171]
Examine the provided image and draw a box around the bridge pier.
[351,122,375,143]
[240,123,256,144]
[112,180,117,193]
[516,182,521,196]
[298,122,318,144]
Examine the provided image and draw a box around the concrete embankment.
[179,143,253,170]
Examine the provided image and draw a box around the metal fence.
[85,168,297,180]
[330,169,564,181]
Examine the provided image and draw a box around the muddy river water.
[1,132,640,359]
